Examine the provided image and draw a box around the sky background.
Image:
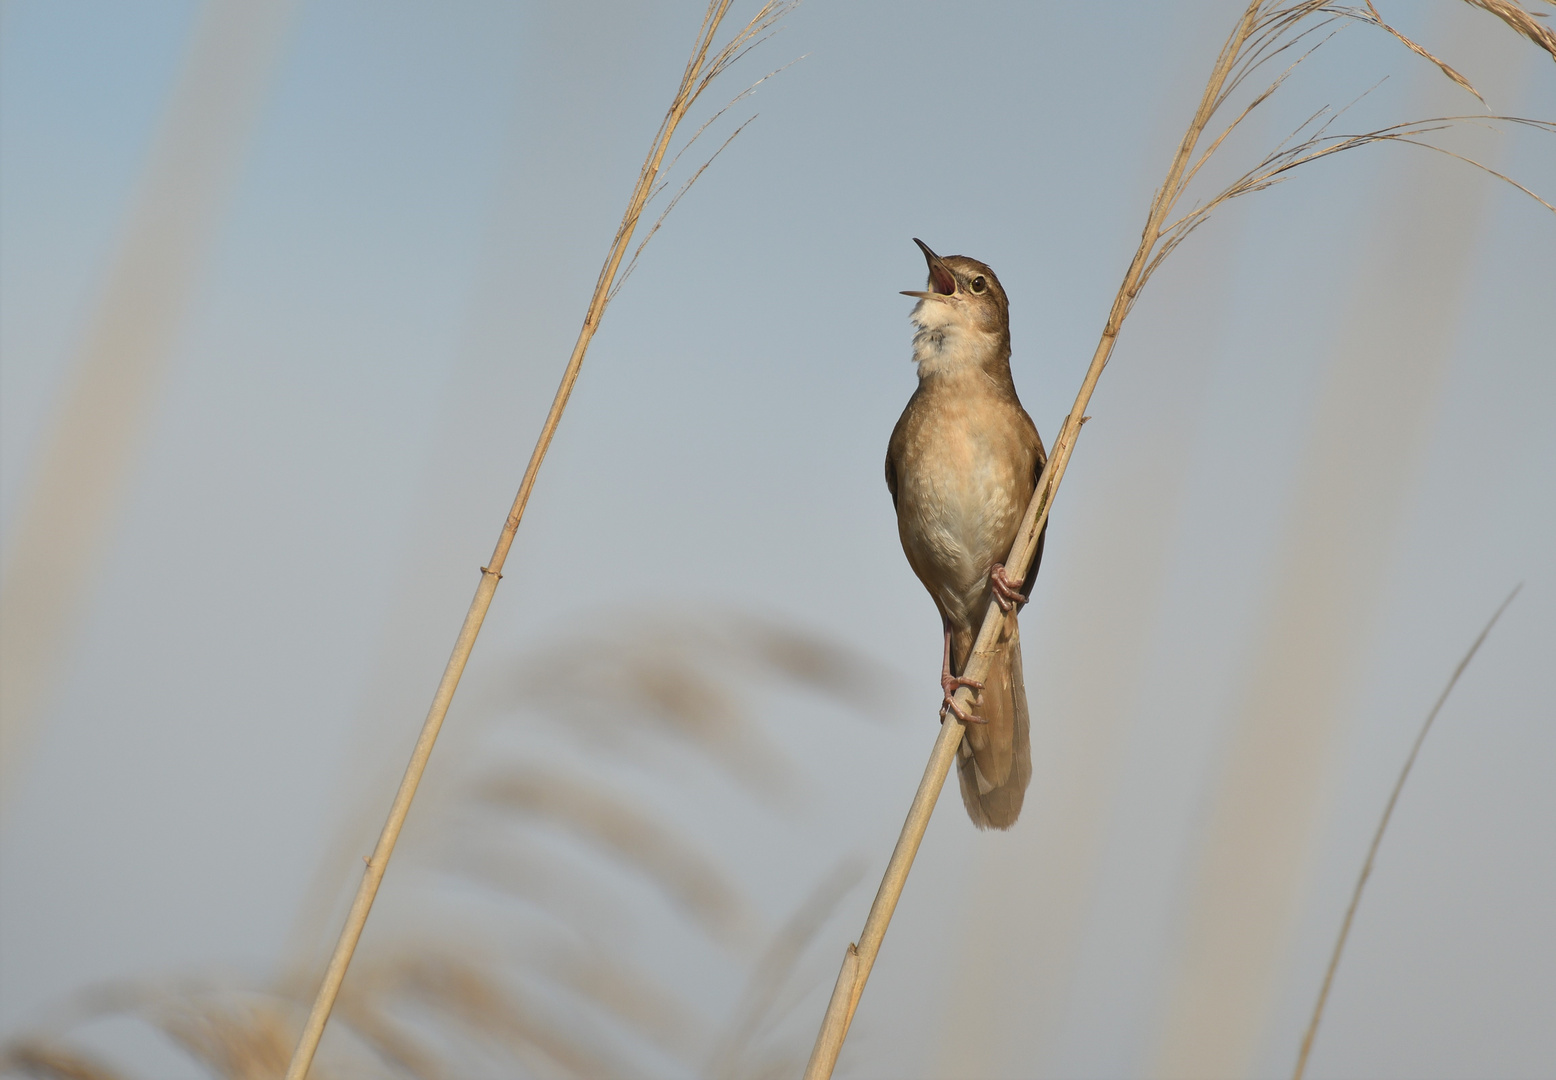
[2,2,1553,1078]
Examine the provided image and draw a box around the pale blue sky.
[2,3,1553,1077]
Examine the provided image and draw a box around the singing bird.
[885,239,1047,829]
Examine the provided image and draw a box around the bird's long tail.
[955,620,1031,830]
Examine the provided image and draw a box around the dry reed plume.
[803,2,1553,1076]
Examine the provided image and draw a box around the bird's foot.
[990,563,1028,613]
[940,672,986,725]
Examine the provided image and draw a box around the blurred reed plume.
[805,2,1554,1076]
[0,611,888,1079]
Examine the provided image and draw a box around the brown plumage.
[885,239,1046,829]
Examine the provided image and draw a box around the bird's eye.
[969,276,987,294]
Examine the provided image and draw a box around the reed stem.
[280,4,778,1075]
[801,5,1267,1076]
[1292,584,1522,1080]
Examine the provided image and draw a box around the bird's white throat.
[910,299,1000,379]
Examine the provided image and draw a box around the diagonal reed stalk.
[803,2,1553,1075]
[802,8,1267,1074]
[281,4,790,1077]
[1292,583,1522,1080]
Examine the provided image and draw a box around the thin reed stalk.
[281,4,789,1077]
[1292,584,1522,1080]
[803,1,1553,1074]
[803,7,1268,1075]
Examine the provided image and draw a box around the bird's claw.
[940,673,986,725]
[990,563,1028,613]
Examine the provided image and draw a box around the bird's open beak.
[901,237,958,299]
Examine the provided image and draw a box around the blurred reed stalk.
[1292,584,1521,1080]
[0,0,294,802]
[282,4,790,1077]
[804,2,1553,1076]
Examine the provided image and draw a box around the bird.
[885,238,1047,830]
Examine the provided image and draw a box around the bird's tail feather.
[956,621,1031,830]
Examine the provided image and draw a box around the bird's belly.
[896,447,1026,623]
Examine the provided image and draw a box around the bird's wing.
[1021,429,1048,599]
[1023,524,1046,600]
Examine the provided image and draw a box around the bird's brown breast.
[887,373,1042,643]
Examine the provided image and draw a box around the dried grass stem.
[804,1,1552,1074]
[1292,584,1522,1080]
[280,4,789,1077]
[803,7,1268,1077]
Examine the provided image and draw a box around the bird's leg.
[939,618,985,725]
[990,563,1028,613]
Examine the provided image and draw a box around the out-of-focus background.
[2,2,1552,1078]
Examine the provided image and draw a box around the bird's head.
[902,238,1010,377]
